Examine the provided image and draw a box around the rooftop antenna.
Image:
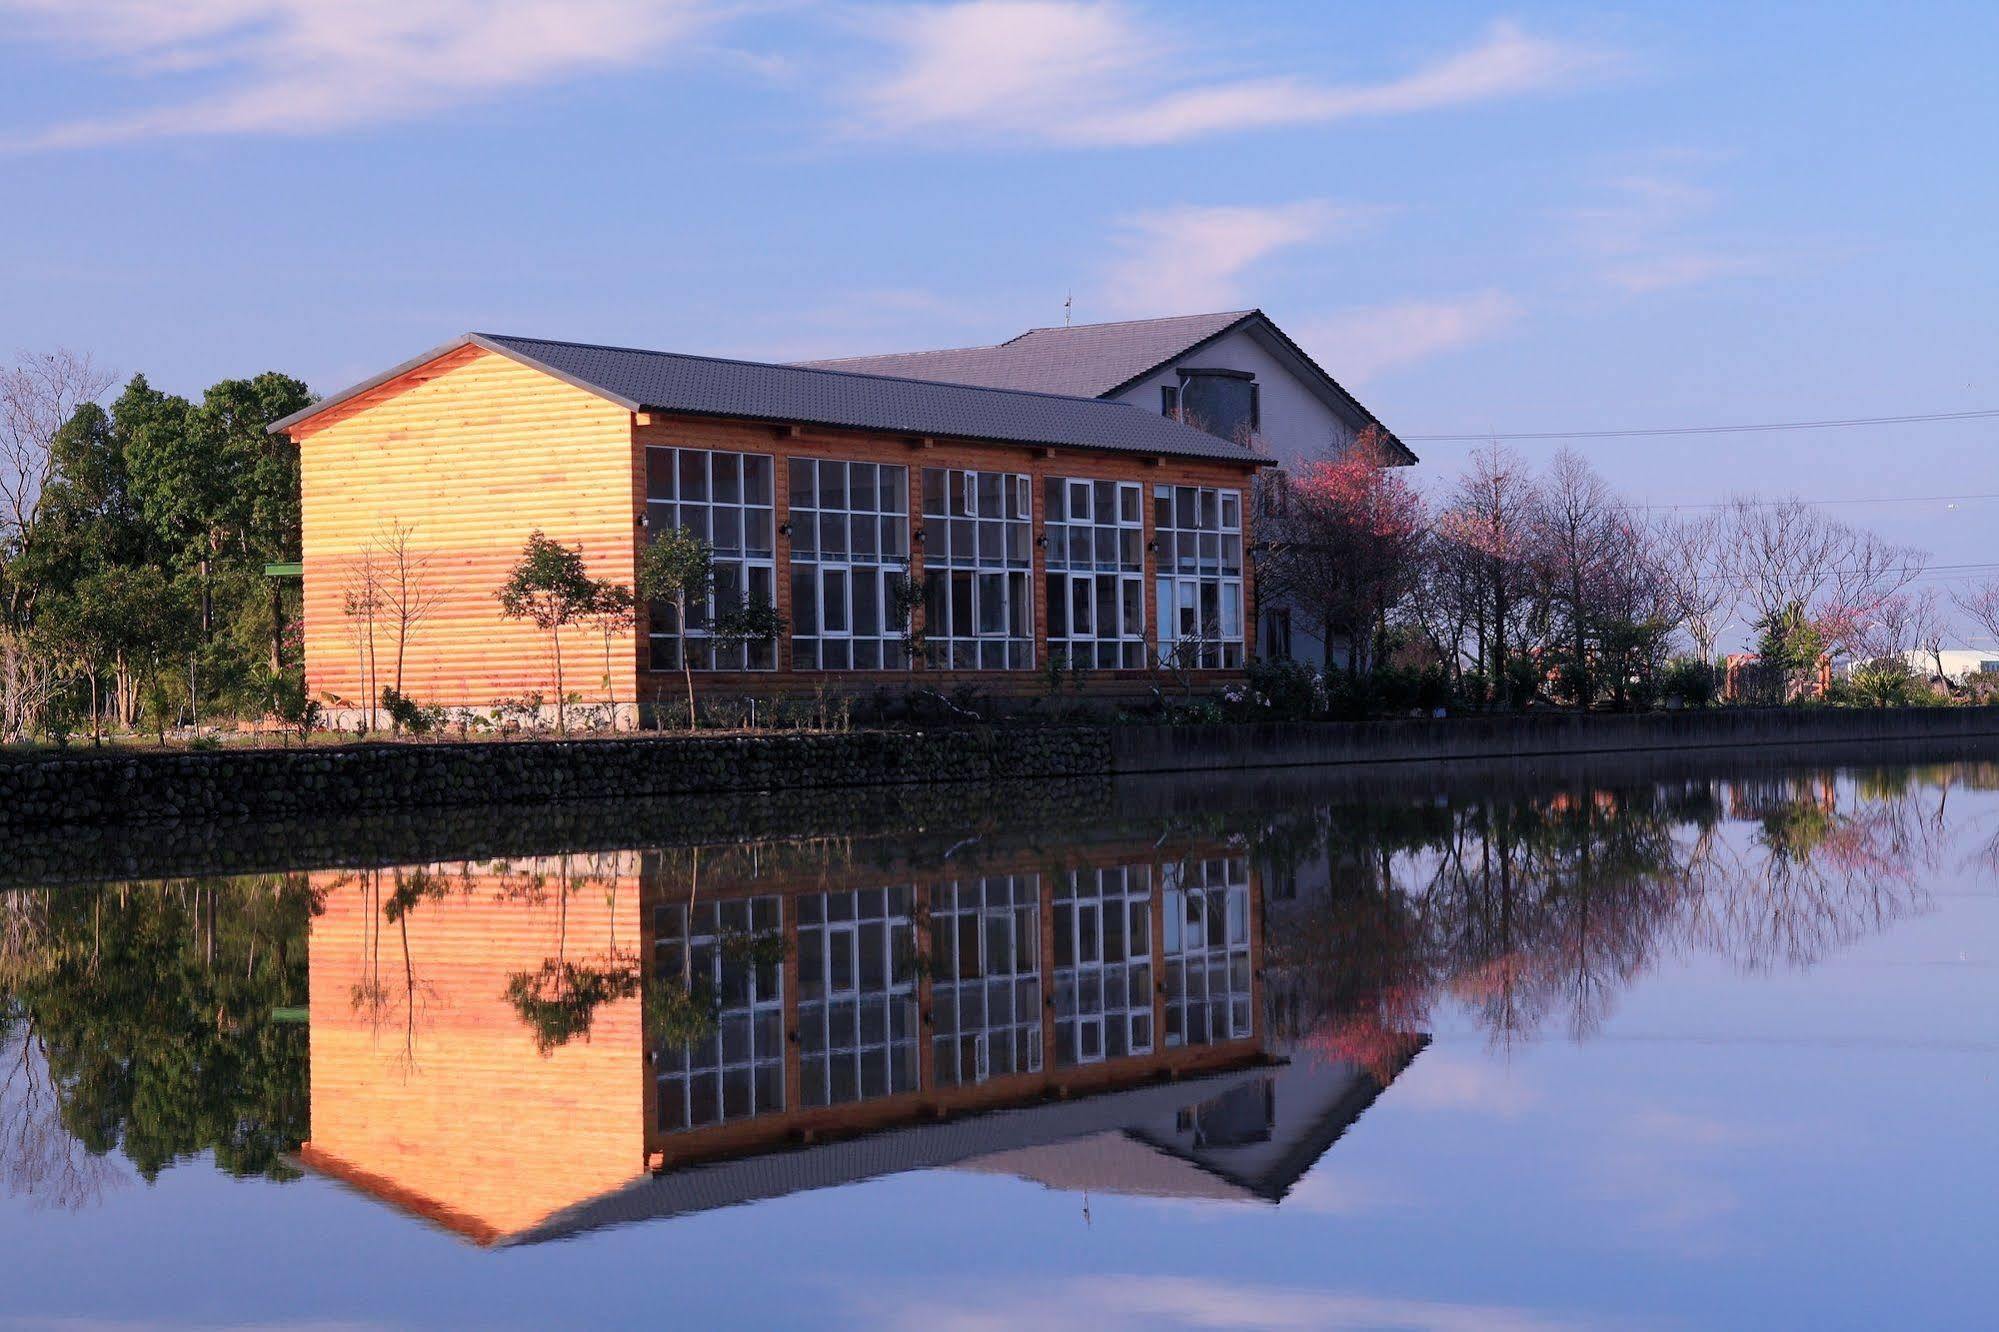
[1064,291,1072,328]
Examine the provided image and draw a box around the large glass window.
[1044,477,1147,670]
[646,447,777,671]
[921,467,1033,670]
[1163,855,1252,1048]
[788,459,911,671]
[1052,864,1153,1067]
[930,875,1042,1088]
[654,895,785,1132]
[1153,484,1245,670]
[797,886,919,1106]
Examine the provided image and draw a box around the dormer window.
[1161,385,1180,418]
[1176,368,1258,445]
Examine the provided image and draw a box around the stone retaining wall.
[5,707,1998,833]
[1110,706,1999,773]
[0,728,1108,830]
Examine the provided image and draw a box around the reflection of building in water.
[299,838,1416,1246]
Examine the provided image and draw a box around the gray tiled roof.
[797,311,1253,398]
[271,331,1269,466]
[502,1065,1272,1246]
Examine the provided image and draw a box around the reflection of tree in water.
[1257,767,1946,1057]
[0,877,319,1205]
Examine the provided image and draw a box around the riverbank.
[5,705,1999,833]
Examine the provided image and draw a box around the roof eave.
[628,402,1275,468]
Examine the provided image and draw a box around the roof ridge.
[480,331,1213,414]
[1019,309,1256,335]
[803,341,1010,365]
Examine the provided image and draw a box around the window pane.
[647,448,675,500]
[712,453,741,504]
[712,507,741,553]
[823,568,849,633]
[820,461,847,510]
[851,463,877,512]
[744,454,772,505]
[854,572,881,636]
[790,457,817,509]
[680,451,708,501]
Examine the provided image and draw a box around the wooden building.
[269,333,1273,724]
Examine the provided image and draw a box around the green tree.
[585,579,636,716]
[1756,602,1828,703]
[496,531,602,732]
[636,527,713,728]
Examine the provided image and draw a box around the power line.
[1628,492,1999,512]
[1405,406,1999,443]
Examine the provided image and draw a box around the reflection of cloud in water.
[850,1275,1594,1332]
[1390,1049,1540,1117]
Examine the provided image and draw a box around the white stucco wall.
[1107,326,1364,471]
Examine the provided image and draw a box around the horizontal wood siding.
[302,858,647,1243]
[296,348,638,712]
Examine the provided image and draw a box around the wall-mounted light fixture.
[911,526,926,544]
[778,521,793,537]
[637,511,650,529]
[1034,532,1049,549]
[1145,538,1160,553]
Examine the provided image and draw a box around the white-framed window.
[1154,484,1245,670]
[1052,863,1153,1067]
[921,467,1033,670]
[1163,855,1251,1048]
[646,446,777,671]
[797,886,919,1106]
[654,894,785,1132]
[1045,477,1147,670]
[930,874,1042,1088]
[788,459,912,671]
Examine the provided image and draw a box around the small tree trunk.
[269,578,285,675]
[678,593,696,730]
[552,625,567,733]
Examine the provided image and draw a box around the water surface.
[2,753,1993,1330]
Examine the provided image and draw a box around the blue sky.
[3,1,1996,571]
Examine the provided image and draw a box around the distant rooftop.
[797,311,1253,398]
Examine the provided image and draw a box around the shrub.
[1243,658,1324,720]
[1661,658,1718,708]
[379,686,441,736]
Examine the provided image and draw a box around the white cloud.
[1297,290,1521,384]
[1565,171,1757,294]
[851,5,1614,146]
[1100,200,1366,317]
[850,1275,1595,1332]
[1,0,718,149]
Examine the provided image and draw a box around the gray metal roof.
[798,311,1254,398]
[796,309,1414,465]
[271,331,1270,466]
[503,1064,1274,1246]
